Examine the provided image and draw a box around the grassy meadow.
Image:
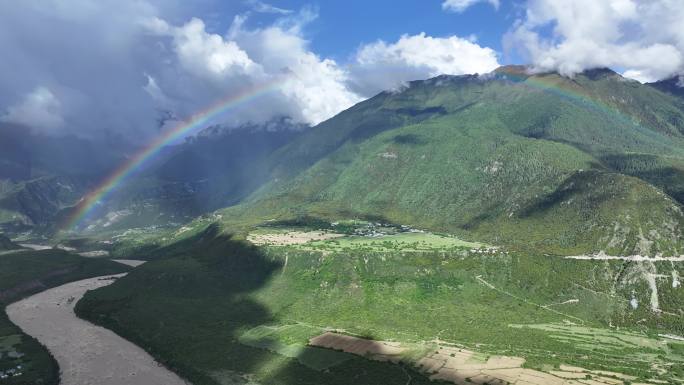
[76,224,684,384]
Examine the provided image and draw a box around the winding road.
[6,262,188,385]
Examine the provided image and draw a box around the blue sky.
[228,0,520,62]
[159,1,518,62]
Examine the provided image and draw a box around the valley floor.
[66,222,684,385]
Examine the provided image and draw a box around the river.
[6,266,188,385]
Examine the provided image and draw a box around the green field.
[307,232,484,252]
[77,224,684,384]
[248,223,486,252]
[77,225,447,385]
[238,324,355,371]
[0,249,129,384]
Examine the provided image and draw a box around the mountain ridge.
[650,75,684,99]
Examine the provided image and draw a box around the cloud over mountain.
[349,33,500,95]
[3,0,680,141]
[506,0,684,82]
[143,11,362,128]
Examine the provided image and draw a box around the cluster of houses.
[333,221,425,238]
[356,228,390,238]
[469,247,506,255]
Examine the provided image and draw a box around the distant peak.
[579,67,620,80]
[493,65,621,81]
[650,75,684,87]
[648,75,684,97]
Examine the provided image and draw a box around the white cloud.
[350,33,500,95]
[0,87,64,131]
[245,0,293,15]
[231,25,360,124]
[225,14,363,124]
[622,70,651,83]
[143,73,175,109]
[0,0,174,138]
[145,11,361,126]
[0,1,360,137]
[506,0,684,81]
[171,18,260,79]
[0,1,504,138]
[442,0,500,13]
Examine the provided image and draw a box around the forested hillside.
[211,67,684,256]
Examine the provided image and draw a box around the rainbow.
[62,78,285,232]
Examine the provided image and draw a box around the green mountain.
[205,67,684,256]
[0,119,305,235]
[650,76,684,99]
[51,66,684,257]
[0,176,87,234]
[0,123,131,234]
[72,119,306,233]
